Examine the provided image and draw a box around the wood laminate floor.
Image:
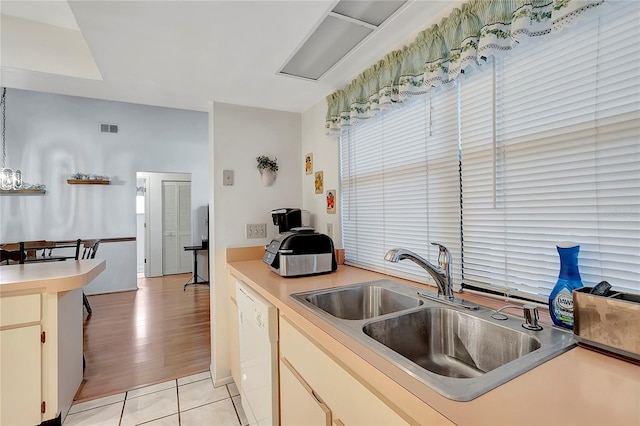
[76,273,211,403]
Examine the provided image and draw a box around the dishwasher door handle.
[255,311,264,327]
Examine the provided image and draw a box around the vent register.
[100,123,118,133]
[278,0,407,81]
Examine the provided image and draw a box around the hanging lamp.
[0,88,19,190]
[1,87,44,192]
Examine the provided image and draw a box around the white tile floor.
[63,371,248,426]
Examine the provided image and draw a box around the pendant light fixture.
[1,87,44,193]
[0,88,18,190]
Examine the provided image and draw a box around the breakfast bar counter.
[227,251,640,426]
[0,258,105,293]
[0,259,106,426]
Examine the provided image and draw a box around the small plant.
[256,156,278,172]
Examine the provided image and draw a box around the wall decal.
[305,153,313,175]
[326,189,336,214]
[315,171,323,194]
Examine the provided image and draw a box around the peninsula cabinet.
[0,293,43,426]
[279,315,450,426]
[0,259,105,425]
[0,289,83,426]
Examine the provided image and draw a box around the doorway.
[136,172,192,277]
[136,177,147,276]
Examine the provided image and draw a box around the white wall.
[211,102,301,383]
[0,89,208,294]
[301,98,342,246]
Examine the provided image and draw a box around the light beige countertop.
[227,250,640,426]
[0,259,106,294]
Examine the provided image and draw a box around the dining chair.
[19,239,81,263]
[80,240,100,315]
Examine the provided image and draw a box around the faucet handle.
[430,242,447,251]
[430,242,451,269]
[430,242,450,256]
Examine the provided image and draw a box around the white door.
[162,181,192,275]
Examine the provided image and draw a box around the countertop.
[227,252,640,426]
[0,259,106,294]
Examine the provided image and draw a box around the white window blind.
[460,1,640,301]
[339,1,639,301]
[340,91,462,288]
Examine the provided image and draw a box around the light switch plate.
[246,223,267,239]
[223,170,234,186]
[327,223,333,239]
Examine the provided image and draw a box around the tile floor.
[63,371,248,426]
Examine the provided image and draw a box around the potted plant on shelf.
[256,155,278,186]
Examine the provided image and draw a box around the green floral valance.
[326,0,604,134]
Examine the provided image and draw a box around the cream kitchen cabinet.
[280,315,412,426]
[1,259,104,425]
[280,356,331,426]
[1,289,84,425]
[0,293,43,426]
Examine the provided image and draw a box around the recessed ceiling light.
[332,0,406,26]
[278,0,407,81]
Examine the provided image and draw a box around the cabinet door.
[0,325,42,426]
[280,316,412,426]
[280,357,331,426]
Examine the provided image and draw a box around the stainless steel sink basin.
[292,281,423,320]
[290,279,576,401]
[363,308,541,378]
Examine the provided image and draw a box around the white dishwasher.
[236,280,279,426]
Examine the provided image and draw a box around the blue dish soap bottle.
[549,242,583,329]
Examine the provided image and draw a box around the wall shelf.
[67,179,110,185]
[0,189,46,195]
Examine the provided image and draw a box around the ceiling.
[0,1,457,113]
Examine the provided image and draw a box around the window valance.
[325,0,604,134]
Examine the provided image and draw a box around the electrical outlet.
[245,223,267,239]
[326,223,333,239]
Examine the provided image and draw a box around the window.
[136,195,145,215]
[340,90,461,287]
[340,1,640,300]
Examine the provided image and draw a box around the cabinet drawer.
[0,294,41,327]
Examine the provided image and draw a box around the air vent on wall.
[278,0,407,81]
[100,123,118,134]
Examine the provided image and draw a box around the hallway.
[77,273,211,402]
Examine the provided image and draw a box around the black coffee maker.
[270,208,302,234]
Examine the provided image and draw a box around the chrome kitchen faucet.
[385,243,479,310]
[385,243,454,300]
